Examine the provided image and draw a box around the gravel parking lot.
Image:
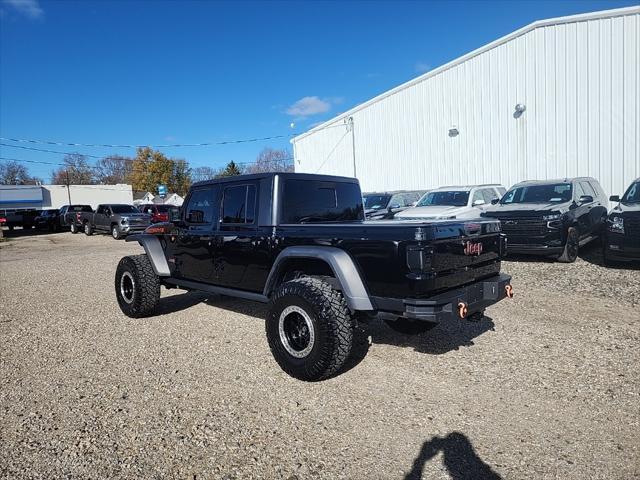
[1,231,638,479]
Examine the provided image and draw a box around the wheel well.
[268,258,337,295]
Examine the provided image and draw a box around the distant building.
[0,184,134,211]
[132,191,184,207]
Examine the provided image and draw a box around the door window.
[471,189,485,206]
[185,189,214,224]
[221,185,256,224]
[579,181,596,198]
[482,188,499,204]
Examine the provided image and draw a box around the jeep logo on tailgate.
[463,241,483,256]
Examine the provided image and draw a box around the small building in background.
[133,191,184,207]
[0,184,134,212]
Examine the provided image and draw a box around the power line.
[0,155,294,168]
[0,142,103,159]
[0,133,297,148]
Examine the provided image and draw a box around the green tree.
[217,161,242,177]
[129,147,192,195]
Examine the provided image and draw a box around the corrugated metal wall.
[292,8,640,198]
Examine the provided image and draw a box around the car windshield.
[622,182,640,203]
[363,194,391,209]
[155,205,173,212]
[501,183,572,204]
[417,191,469,207]
[111,205,138,214]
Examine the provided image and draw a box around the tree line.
[1,147,293,196]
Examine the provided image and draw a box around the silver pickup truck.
[77,204,151,239]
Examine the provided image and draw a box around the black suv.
[482,177,608,262]
[114,173,513,381]
[603,178,640,264]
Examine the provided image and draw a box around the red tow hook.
[505,284,514,298]
[457,302,468,319]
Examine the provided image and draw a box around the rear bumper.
[372,273,512,323]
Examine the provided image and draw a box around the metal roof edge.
[292,5,640,144]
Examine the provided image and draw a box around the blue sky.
[0,0,636,182]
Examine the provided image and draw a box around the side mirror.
[491,198,500,205]
[169,208,181,222]
[578,195,593,204]
[472,199,486,207]
[609,195,620,202]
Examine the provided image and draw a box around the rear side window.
[282,179,364,223]
[185,189,214,224]
[222,184,256,224]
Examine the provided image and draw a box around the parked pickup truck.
[114,173,513,381]
[60,204,93,233]
[79,204,151,239]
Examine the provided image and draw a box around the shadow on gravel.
[578,240,640,270]
[405,432,501,480]
[364,316,496,355]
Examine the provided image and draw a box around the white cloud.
[2,0,43,19]
[415,61,431,74]
[286,96,331,117]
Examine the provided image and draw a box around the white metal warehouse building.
[291,6,640,198]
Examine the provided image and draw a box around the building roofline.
[292,6,640,143]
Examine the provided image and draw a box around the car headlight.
[607,216,624,233]
[121,217,129,224]
[543,214,562,221]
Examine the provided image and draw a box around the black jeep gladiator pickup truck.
[115,173,513,381]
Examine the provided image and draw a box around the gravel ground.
[0,230,638,479]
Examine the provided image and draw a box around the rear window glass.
[70,205,92,212]
[222,184,256,224]
[282,180,364,223]
[185,189,214,224]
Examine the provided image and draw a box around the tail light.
[145,223,173,235]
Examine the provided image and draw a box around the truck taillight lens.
[406,245,432,271]
[145,224,172,235]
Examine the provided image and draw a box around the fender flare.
[263,246,373,311]
[126,234,171,276]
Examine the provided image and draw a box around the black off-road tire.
[115,254,160,318]
[385,318,438,334]
[557,227,579,263]
[266,277,353,381]
[83,222,93,236]
[70,223,78,234]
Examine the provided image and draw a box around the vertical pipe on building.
[348,116,356,178]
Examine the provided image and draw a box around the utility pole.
[348,116,356,178]
[65,169,72,205]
